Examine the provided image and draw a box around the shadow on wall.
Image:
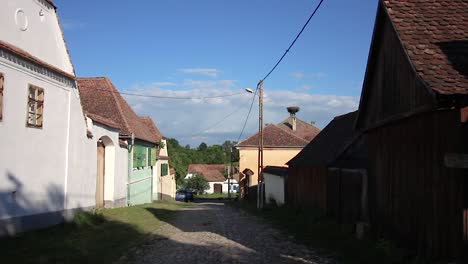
[0,172,82,236]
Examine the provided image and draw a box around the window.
[161,163,168,176]
[0,73,3,121]
[133,145,148,168]
[26,85,44,128]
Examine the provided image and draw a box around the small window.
[133,145,148,168]
[161,163,168,176]
[26,85,44,128]
[0,73,3,121]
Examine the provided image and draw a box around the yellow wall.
[238,148,301,186]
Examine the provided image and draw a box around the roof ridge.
[275,124,310,143]
[104,77,132,136]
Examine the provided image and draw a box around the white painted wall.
[0,63,72,220]
[0,0,74,74]
[264,173,285,205]
[0,1,132,235]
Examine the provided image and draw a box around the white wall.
[65,120,128,210]
[0,0,74,74]
[264,173,285,205]
[0,63,72,220]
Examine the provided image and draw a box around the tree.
[197,142,208,151]
[184,174,209,194]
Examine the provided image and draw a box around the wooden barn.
[287,111,368,225]
[355,0,468,260]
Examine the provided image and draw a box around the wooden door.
[214,183,222,194]
[96,142,105,208]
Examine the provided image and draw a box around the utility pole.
[227,147,231,200]
[257,80,264,209]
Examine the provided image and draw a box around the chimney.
[287,106,300,131]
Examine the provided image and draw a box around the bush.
[72,210,106,228]
[184,173,209,194]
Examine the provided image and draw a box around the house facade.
[0,0,99,235]
[186,164,237,194]
[237,107,320,189]
[154,138,176,200]
[356,0,468,259]
[77,77,162,207]
[263,166,288,206]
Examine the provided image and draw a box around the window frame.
[26,84,44,128]
[161,163,168,176]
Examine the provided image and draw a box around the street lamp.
[245,82,264,209]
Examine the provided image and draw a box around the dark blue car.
[175,189,194,202]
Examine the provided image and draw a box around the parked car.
[175,189,194,202]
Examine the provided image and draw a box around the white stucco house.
[77,77,163,207]
[154,138,176,200]
[0,0,96,235]
[263,166,288,206]
[185,164,239,194]
[0,0,166,236]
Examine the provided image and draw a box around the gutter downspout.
[126,133,135,206]
[63,90,71,210]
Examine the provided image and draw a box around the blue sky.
[56,0,378,146]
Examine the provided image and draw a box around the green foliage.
[184,174,209,194]
[167,138,240,187]
[72,211,105,227]
[0,201,186,264]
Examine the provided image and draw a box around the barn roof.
[77,77,162,143]
[288,111,362,167]
[383,0,468,96]
[187,164,226,182]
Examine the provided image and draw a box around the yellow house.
[237,107,320,187]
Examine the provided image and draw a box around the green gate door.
[128,144,154,206]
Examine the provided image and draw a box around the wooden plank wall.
[327,169,365,224]
[358,6,435,130]
[287,166,327,210]
[368,110,466,259]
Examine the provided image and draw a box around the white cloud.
[290,71,327,81]
[296,84,313,91]
[61,19,87,30]
[123,81,359,146]
[290,71,305,80]
[178,68,221,77]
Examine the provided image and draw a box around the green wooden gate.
[127,144,156,206]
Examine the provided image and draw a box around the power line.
[236,83,259,143]
[235,0,325,142]
[190,101,250,138]
[261,0,325,82]
[91,87,246,100]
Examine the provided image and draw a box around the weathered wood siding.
[287,166,327,210]
[357,5,435,130]
[368,110,467,259]
[327,169,366,224]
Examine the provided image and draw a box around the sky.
[55,0,379,147]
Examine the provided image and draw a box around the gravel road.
[117,201,337,264]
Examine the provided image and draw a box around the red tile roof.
[384,0,468,95]
[0,40,75,79]
[277,117,321,142]
[45,0,56,8]
[187,164,226,182]
[237,116,320,148]
[77,77,162,143]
